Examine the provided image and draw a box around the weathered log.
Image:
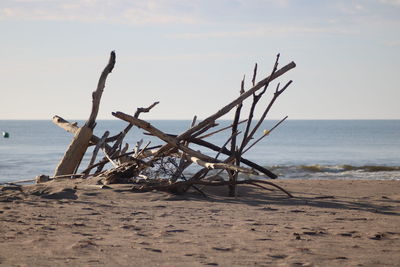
[54,51,116,177]
[148,133,277,179]
[194,139,277,178]
[80,145,161,175]
[54,125,93,177]
[52,115,79,134]
[112,112,259,175]
[52,115,113,153]
[95,102,159,174]
[183,155,257,175]
[145,131,277,179]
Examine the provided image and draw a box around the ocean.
[1,120,399,183]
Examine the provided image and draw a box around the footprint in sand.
[143,247,162,253]
[338,231,359,237]
[269,254,288,259]
[290,209,306,213]
[370,233,386,240]
[212,247,232,252]
[302,230,327,236]
[259,207,279,211]
[166,229,186,233]
[70,239,98,250]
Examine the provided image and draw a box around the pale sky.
[0,0,399,120]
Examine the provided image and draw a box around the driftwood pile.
[50,51,296,197]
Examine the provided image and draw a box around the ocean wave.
[271,164,400,173]
[268,164,400,180]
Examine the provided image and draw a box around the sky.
[0,0,399,120]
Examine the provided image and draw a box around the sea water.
[0,120,399,183]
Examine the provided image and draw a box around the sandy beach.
[1,179,399,266]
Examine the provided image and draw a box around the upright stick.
[54,51,116,177]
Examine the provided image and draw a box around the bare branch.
[243,116,288,154]
[251,63,257,87]
[86,51,116,129]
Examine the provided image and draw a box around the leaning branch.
[86,51,116,129]
[176,61,296,141]
[112,112,259,175]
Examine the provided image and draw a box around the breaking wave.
[268,164,400,180]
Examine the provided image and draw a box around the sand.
[1,178,399,267]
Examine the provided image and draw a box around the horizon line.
[1,118,399,121]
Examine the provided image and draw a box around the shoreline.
[1,179,399,266]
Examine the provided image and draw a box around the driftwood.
[49,51,296,197]
[112,112,258,175]
[93,101,159,175]
[86,51,116,129]
[54,51,116,177]
[52,115,112,151]
[53,125,93,176]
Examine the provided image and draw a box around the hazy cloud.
[379,0,400,6]
[169,26,357,39]
[382,40,400,46]
[0,0,200,24]
[0,0,399,29]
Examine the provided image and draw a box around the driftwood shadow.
[167,185,400,217]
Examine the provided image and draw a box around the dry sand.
[1,179,399,267]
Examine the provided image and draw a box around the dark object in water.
[2,131,9,138]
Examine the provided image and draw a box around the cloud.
[1,0,399,30]
[169,26,357,39]
[121,51,250,63]
[379,0,400,6]
[0,0,200,24]
[122,7,196,25]
[382,40,400,46]
[235,0,290,8]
